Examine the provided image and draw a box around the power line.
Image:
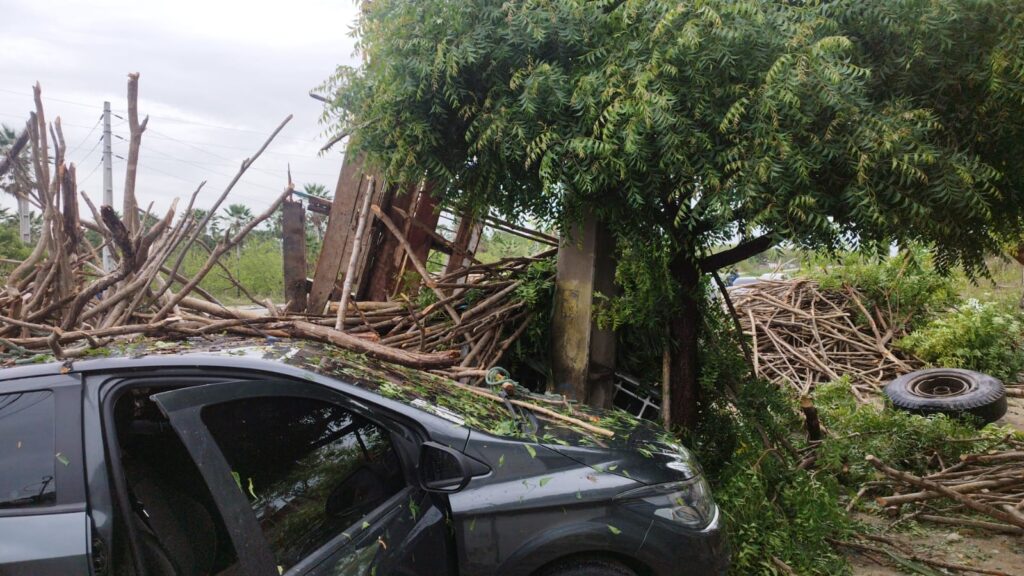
[136,127,339,179]
[78,157,105,187]
[1,87,323,145]
[65,113,103,157]
[109,111,319,145]
[143,130,332,160]
[0,112,101,130]
[73,136,104,167]
[0,88,107,111]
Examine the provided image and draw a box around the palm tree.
[221,204,254,238]
[302,183,329,198]
[302,182,330,242]
[221,204,255,296]
[1,124,34,244]
[189,208,215,242]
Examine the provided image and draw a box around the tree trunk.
[667,252,702,430]
[1013,243,1024,310]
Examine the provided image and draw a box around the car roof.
[0,337,638,444]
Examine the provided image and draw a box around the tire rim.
[908,374,974,398]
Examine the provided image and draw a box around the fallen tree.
[0,79,551,375]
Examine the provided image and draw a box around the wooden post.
[550,213,617,407]
[800,395,823,441]
[403,182,441,277]
[445,213,483,276]
[363,183,418,300]
[281,199,308,313]
[307,153,367,314]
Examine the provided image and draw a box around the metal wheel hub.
[908,374,973,398]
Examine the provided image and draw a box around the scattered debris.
[0,80,551,377]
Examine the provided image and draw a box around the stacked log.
[729,279,918,400]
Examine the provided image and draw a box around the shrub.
[179,237,284,301]
[808,250,957,333]
[813,378,1009,484]
[688,307,852,575]
[897,300,1024,381]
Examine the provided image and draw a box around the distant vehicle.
[0,339,728,576]
[729,276,762,287]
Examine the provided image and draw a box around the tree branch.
[699,234,775,272]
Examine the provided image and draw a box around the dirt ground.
[847,397,1024,576]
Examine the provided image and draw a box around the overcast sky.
[0,0,362,216]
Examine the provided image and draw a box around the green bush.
[897,300,1024,381]
[688,306,852,575]
[808,250,957,333]
[0,223,31,282]
[814,378,1009,483]
[179,237,284,301]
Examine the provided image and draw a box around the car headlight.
[614,476,716,529]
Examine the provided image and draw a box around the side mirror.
[418,442,488,493]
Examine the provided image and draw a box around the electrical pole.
[102,101,113,272]
[17,195,29,244]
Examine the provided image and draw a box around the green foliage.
[0,218,30,281]
[897,301,1024,381]
[505,259,556,387]
[809,250,958,332]
[813,379,1010,483]
[685,306,851,575]
[179,237,284,301]
[475,229,544,263]
[716,460,851,575]
[323,0,1024,283]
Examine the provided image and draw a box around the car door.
[149,378,456,576]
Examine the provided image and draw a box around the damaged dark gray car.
[0,339,728,575]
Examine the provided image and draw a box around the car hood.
[526,403,702,485]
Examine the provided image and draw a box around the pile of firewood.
[0,78,547,373]
[331,252,553,377]
[729,279,918,401]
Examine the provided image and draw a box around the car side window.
[0,390,56,509]
[200,396,406,572]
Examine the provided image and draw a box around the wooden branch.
[876,476,1024,507]
[152,115,293,304]
[152,185,291,322]
[337,175,375,329]
[283,320,459,368]
[917,514,1024,535]
[371,204,461,325]
[831,538,1013,576]
[865,455,1024,530]
[700,233,775,272]
[444,378,615,438]
[122,72,148,236]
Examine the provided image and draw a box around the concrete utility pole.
[550,214,618,407]
[17,194,30,244]
[102,101,113,272]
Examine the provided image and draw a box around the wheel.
[884,368,1007,425]
[538,557,637,576]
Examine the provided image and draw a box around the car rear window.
[0,390,56,509]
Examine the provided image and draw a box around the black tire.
[538,557,637,576]
[884,368,1007,425]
